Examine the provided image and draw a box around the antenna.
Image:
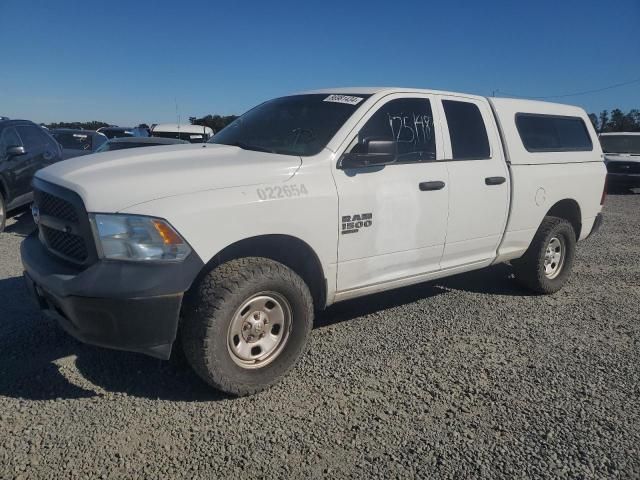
[175,97,180,137]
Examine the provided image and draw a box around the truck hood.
[36,143,302,212]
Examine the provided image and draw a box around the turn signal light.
[152,220,184,245]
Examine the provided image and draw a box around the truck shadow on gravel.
[0,264,528,402]
[4,211,36,237]
[316,263,531,329]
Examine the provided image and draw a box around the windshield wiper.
[225,141,276,154]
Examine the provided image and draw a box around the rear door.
[435,96,510,269]
[333,93,449,292]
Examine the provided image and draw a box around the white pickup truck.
[21,88,606,395]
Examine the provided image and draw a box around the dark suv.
[0,120,63,232]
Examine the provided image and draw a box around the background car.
[96,126,149,139]
[50,129,108,159]
[600,132,640,192]
[150,123,213,143]
[0,119,63,232]
[96,136,189,152]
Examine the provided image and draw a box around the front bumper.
[21,232,204,359]
[606,172,640,187]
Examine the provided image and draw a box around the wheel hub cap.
[543,236,564,279]
[242,312,268,342]
[228,293,292,369]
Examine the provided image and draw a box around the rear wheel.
[181,257,313,396]
[512,216,576,294]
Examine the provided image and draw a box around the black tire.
[512,216,576,294]
[0,192,6,233]
[181,257,313,396]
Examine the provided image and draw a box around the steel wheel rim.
[227,291,292,369]
[0,199,4,226]
[544,236,565,279]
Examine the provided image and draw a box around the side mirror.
[6,145,26,158]
[341,138,396,169]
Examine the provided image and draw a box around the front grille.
[33,179,95,266]
[607,161,640,174]
[37,190,79,223]
[40,225,88,262]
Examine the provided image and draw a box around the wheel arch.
[545,198,582,240]
[193,234,327,310]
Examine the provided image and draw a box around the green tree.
[598,110,609,133]
[607,109,626,131]
[593,109,640,132]
[625,109,640,132]
[45,120,110,130]
[190,114,238,133]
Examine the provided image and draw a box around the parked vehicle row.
[97,126,150,139]
[600,132,640,192]
[0,119,63,232]
[21,88,606,396]
[0,119,214,230]
[51,129,108,159]
[96,136,189,152]
[150,123,214,143]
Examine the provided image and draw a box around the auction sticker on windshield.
[323,95,364,105]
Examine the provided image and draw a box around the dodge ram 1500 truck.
[21,88,606,395]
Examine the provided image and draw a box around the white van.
[151,123,213,143]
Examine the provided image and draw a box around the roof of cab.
[299,87,585,112]
[298,86,486,100]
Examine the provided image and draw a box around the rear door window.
[516,114,593,152]
[442,100,490,160]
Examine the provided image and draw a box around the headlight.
[90,214,191,262]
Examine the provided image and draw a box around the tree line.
[188,115,238,133]
[588,109,640,133]
[43,108,640,134]
[44,120,111,130]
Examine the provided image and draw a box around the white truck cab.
[21,88,606,395]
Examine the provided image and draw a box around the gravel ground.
[1,193,639,479]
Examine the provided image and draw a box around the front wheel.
[0,192,6,233]
[512,216,576,294]
[181,257,313,396]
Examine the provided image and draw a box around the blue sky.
[1,0,638,125]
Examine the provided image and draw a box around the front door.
[0,127,31,202]
[333,94,449,292]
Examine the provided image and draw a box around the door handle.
[485,176,506,185]
[419,181,446,191]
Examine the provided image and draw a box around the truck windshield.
[210,94,371,156]
[600,135,640,154]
